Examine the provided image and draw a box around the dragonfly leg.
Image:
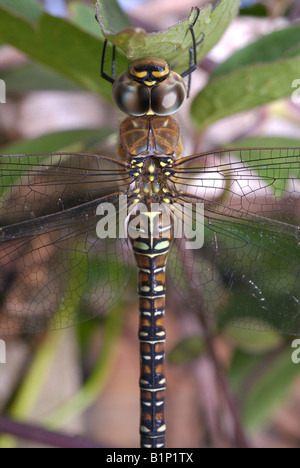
[101,38,116,85]
[181,7,205,97]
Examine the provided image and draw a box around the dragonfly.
[0,6,300,448]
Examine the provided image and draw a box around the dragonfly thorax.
[118,114,182,204]
[130,156,174,203]
[112,57,187,117]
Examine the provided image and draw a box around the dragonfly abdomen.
[129,213,171,448]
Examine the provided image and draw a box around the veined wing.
[0,152,133,224]
[173,147,300,218]
[168,148,300,334]
[0,153,135,336]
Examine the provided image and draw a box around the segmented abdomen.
[129,212,171,449]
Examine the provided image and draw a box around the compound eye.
[112,72,150,116]
[151,71,187,116]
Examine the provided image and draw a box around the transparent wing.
[0,153,135,335]
[168,148,300,334]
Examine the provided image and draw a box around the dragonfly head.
[129,57,170,87]
[112,57,187,117]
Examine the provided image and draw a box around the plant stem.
[0,415,105,448]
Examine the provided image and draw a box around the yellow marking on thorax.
[153,182,160,193]
[142,183,150,194]
[148,162,155,173]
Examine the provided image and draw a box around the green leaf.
[225,328,282,354]
[1,128,113,154]
[168,335,206,365]
[94,0,133,33]
[239,4,268,17]
[192,24,300,129]
[0,0,127,100]
[2,63,81,93]
[229,350,264,392]
[96,0,240,73]
[191,56,300,130]
[69,1,105,38]
[229,137,300,149]
[212,25,300,78]
[232,349,299,430]
[0,0,43,24]
[285,43,300,58]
